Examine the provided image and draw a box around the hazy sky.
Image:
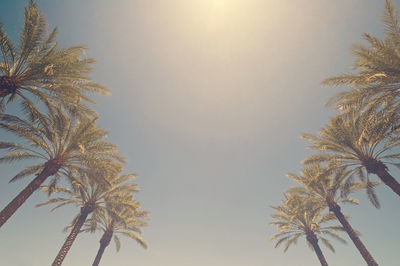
[0,0,399,265]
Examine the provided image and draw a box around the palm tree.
[323,0,400,113]
[84,193,148,266]
[287,164,379,266]
[37,172,139,266]
[270,194,346,266]
[0,0,108,115]
[302,108,400,197]
[0,104,124,228]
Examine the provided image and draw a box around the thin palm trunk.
[92,230,113,266]
[52,207,93,266]
[306,231,328,266]
[327,199,378,266]
[92,244,107,266]
[312,242,328,266]
[364,159,400,197]
[0,161,60,228]
[375,168,400,197]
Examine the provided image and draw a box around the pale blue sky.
[0,0,399,265]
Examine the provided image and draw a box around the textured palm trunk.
[92,230,113,266]
[0,160,60,228]
[327,198,378,266]
[52,204,94,266]
[306,231,328,266]
[364,159,400,196]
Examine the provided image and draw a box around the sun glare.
[213,0,226,8]
[205,0,232,29]
[139,0,290,138]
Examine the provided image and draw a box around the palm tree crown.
[324,0,400,113]
[84,191,148,266]
[38,172,140,221]
[287,164,363,209]
[85,194,149,251]
[0,103,124,228]
[302,108,400,197]
[270,194,346,253]
[0,0,108,115]
[0,103,124,182]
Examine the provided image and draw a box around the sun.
[204,0,236,30]
[213,0,226,8]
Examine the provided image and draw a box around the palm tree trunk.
[92,230,113,266]
[327,199,378,266]
[375,168,400,197]
[52,208,92,266]
[92,244,107,266]
[0,161,60,228]
[311,242,328,266]
[306,231,328,266]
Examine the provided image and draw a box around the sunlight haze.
[0,0,399,266]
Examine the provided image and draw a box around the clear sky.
[0,0,399,265]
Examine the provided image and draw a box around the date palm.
[37,172,139,266]
[0,0,108,115]
[323,0,400,113]
[287,164,378,266]
[84,193,148,266]
[302,108,400,197]
[0,103,124,228]
[270,194,346,266]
